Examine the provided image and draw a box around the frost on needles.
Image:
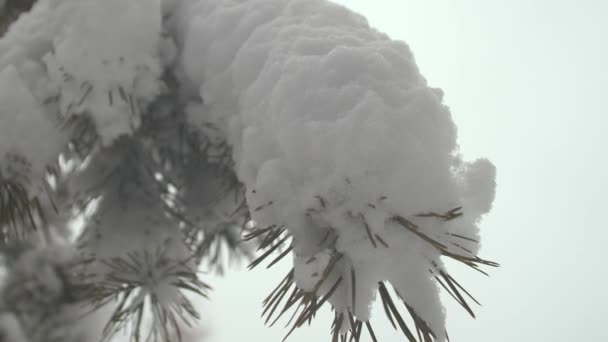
[0,0,497,341]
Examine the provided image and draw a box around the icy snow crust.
[0,0,496,339]
[175,0,496,335]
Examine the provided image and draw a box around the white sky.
[204,1,608,341]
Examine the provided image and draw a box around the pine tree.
[0,1,497,342]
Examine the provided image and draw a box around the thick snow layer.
[176,0,496,336]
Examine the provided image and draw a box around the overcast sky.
[204,1,608,341]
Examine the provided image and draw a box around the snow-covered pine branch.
[0,0,496,341]
[173,0,496,339]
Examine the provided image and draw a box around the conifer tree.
[0,1,497,341]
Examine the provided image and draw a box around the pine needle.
[81,247,209,342]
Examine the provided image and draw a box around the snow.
[0,64,63,182]
[43,0,164,145]
[0,0,496,340]
[175,0,496,336]
[0,0,165,180]
[0,0,164,148]
[0,313,28,342]
[1,246,74,313]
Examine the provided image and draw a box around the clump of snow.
[1,245,76,316]
[0,313,28,342]
[43,0,164,145]
[293,249,332,291]
[175,0,496,337]
[0,64,64,182]
[0,0,166,181]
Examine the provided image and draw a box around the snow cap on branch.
[177,0,496,338]
[0,0,166,181]
[42,0,164,145]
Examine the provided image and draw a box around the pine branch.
[0,177,42,244]
[248,206,498,342]
[80,246,210,342]
[0,0,37,36]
